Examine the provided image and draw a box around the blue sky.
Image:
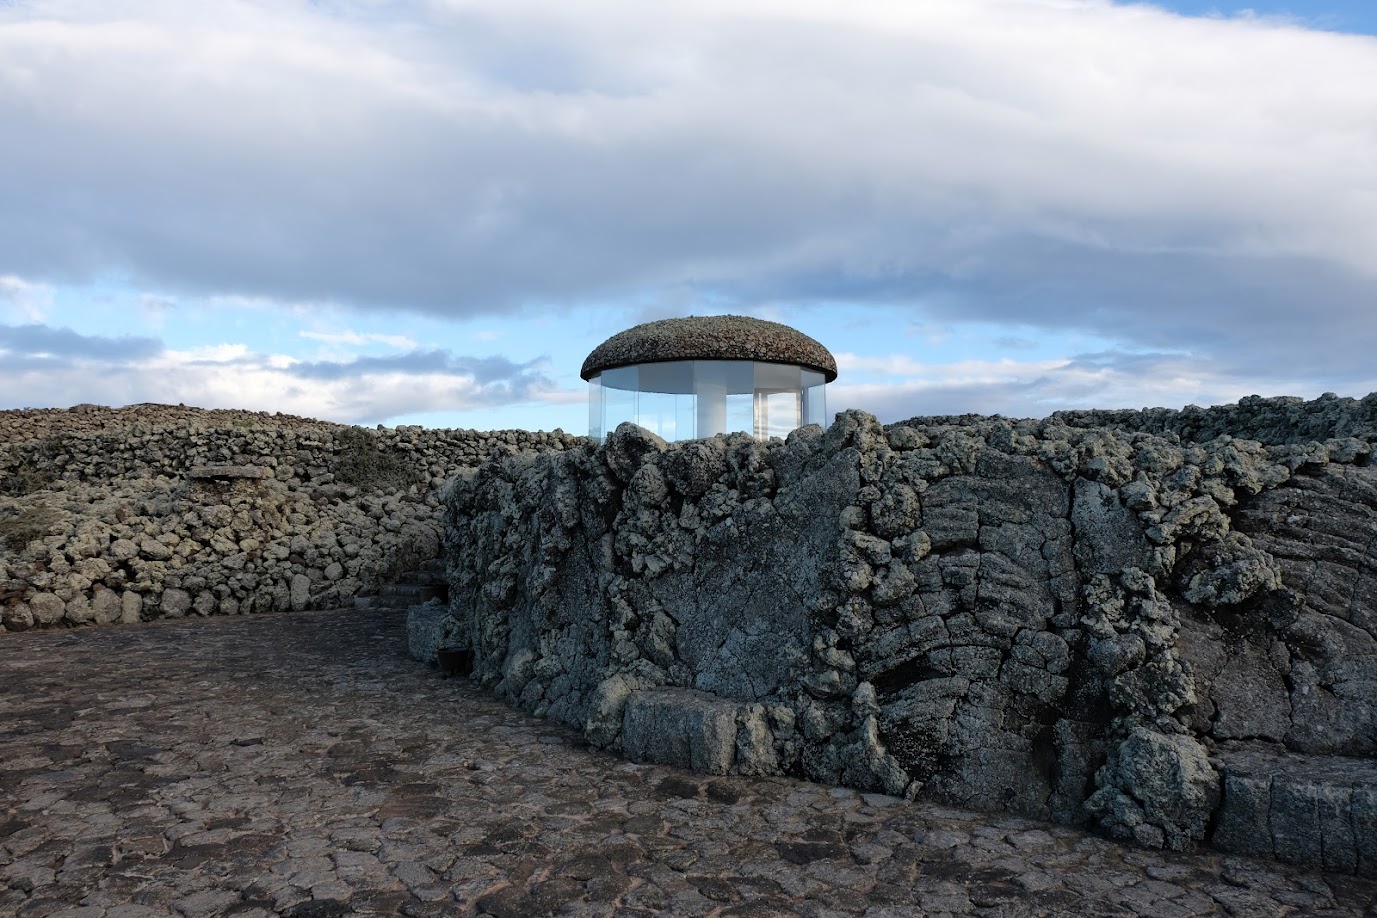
[2,0,1375,432]
[1157,1,1377,32]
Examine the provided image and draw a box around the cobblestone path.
[4,607,1377,917]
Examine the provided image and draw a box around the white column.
[695,361,727,438]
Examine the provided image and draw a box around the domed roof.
[581,315,838,382]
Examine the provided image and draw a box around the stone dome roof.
[581,315,838,382]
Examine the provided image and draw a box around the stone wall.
[431,394,1377,872]
[1056,392,1377,445]
[0,404,583,630]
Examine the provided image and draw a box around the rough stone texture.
[0,403,582,630]
[622,688,742,775]
[438,394,1377,872]
[5,605,1376,918]
[1212,743,1377,875]
[406,598,464,663]
[186,464,271,481]
[1049,391,1377,446]
[580,314,839,381]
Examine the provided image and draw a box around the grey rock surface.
[442,394,1377,872]
[186,464,271,480]
[1212,742,1377,874]
[622,688,741,775]
[1049,391,1377,445]
[0,403,582,630]
[406,598,464,664]
[8,606,1374,917]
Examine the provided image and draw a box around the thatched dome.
[581,315,837,382]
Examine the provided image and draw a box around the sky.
[1,0,1374,433]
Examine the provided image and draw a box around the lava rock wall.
[0,404,582,629]
[439,394,1377,870]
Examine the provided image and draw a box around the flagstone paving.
[3,607,1376,917]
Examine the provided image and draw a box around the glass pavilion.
[582,316,837,442]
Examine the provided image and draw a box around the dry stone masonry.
[0,403,580,631]
[7,395,1377,879]
[423,392,1377,874]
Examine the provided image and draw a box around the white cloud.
[2,2,1372,290]
[178,343,252,363]
[830,345,1377,422]
[125,360,559,423]
[0,0,1373,407]
[838,351,1069,381]
[300,329,419,349]
[154,351,568,423]
[0,275,52,322]
[0,321,571,424]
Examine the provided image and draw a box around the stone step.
[1210,742,1377,876]
[354,560,448,609]
[378,582,448,605]
[396,569,445,586]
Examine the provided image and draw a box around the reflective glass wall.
[589,360,828,442]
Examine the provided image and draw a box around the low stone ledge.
[1211,742,1377,876]
[622,688,743,776]
[406,599,463,665]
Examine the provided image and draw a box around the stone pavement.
[3,609,1376,918]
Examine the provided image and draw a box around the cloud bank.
[0,0,1373,419]
[0,322,565,424]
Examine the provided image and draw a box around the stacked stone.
[0,403,579,491]
[579,314,838,381]
[1048,390,1377,446]
[0,404,584,630]
[431,392,1377,874]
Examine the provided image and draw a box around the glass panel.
[637,360,694,395]
[588,374,602,441]
[724,361,755,395]
[636,390,680,440]
[801,370,828,428]
[752,362,803,440]
[677,392,696,441]
[726,392,754,436]
[601,366,638,440]
[754,388,800,439]
[589,359,823,442]
[601,365,639,392]
[753,361,803,391]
